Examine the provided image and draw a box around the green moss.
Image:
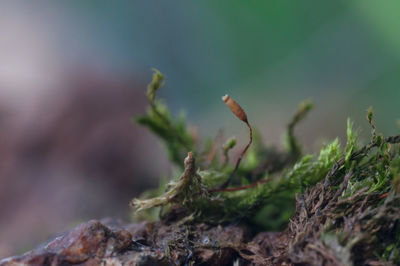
[131,69,400,264]
[134,69,195,168]
[284,99,313,158]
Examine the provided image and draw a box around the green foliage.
[313,109,400,264]
[134,69,195,167]
[222,137,236,167]
[132,70,329,229]
[345,118,358,167]
[284,99,313,158]
[131,70,400,263]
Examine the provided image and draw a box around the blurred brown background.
[1,0,400,258]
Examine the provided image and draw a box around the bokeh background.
[1,0,399,258]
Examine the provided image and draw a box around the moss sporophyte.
[130,69,400,264]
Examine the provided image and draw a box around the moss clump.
[130,69,400,264]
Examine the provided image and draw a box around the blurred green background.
[56,0,400,143]
[0,0,399,258]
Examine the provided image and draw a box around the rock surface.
[0,219,250,265]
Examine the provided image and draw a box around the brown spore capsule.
[219,94,253,189]
[222,94,248,123]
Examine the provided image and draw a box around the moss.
[134,69,195,168]
[130,69,400,264]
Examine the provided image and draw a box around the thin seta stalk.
[219,94,253,188]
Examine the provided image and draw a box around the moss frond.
[134,69,195,167]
